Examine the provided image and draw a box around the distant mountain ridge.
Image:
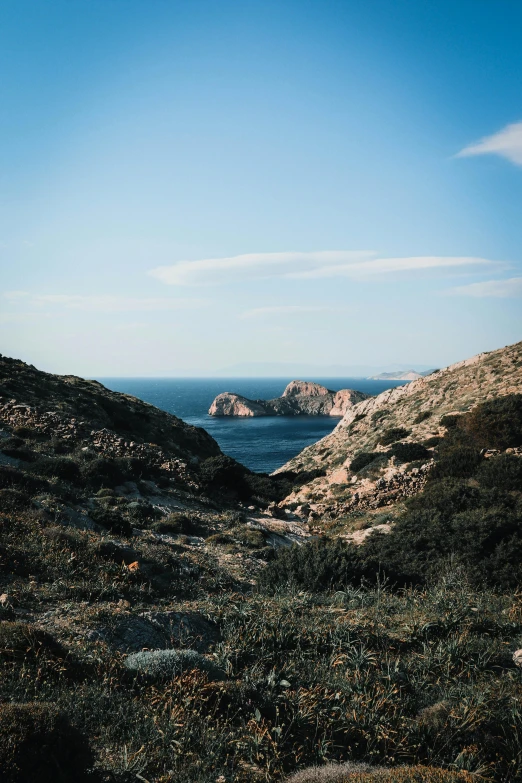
[368,369,436,381]
[215,361,436,378]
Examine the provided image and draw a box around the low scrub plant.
[124,649,226,681]
[286,764,475,783]
[389,442,430,462]
[379,428,410,446]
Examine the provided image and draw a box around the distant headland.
[208,380,370,417]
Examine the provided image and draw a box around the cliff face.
[209,381,369,417]
[274,340,522,521]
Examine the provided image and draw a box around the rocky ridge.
[209,380,369,417]
[0,354,220,464]
[276,340,522,523]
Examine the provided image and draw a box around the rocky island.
[208,379,370,417]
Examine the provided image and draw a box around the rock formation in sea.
[208,380,369,417]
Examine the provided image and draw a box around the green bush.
[259,538,373,592]
[439,414,460,429]
[0,466,47,494]
[414,410,432,424]
[423,437,441,448]
[0,703,93,783]
[350,452,379,473]
[0,622,68,663]
[389,442,430,462]
[124,649,226,681]
[379,427,410,446]
[90,505,132,536]
[431,445,482,479]
[460,393,522,449]
[235,526,266,548]
[30,456,81,483]
[478,454,522,490]
[286,764,475,783]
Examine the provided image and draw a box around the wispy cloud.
[456,121,522,166]
[149,251,374,286]
[288,256,495,280]
[3,292,206,312]
[240,305,335,319]
[149,251,498,286]
[447,277,522,298]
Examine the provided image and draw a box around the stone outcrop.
[208,393,269,417]
[275,340,522,521]
[209,381,369,417]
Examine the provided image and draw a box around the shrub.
[414,410,432,423]
[364,489,522,588]
[389,442,430,462]
[206,532,235,547]
[124,649,226,681]
[0,703,93,783]
[478,453,522,491]
[439,415,460,429]
[0,488,32,511]
[350,452,378,473]
[286,764,474,783]
[379,427,410,446]
[89,506,132,536]
[0,622,68,662]
[235,526,266,548]
[30,456,81,484]
[0,466,47,494]
[423,437,441,448]
[80,456,127,489]
[431,445,482,479]
[460,394,522,449]
[259,538,374,592]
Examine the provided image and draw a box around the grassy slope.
[1,348,522,781]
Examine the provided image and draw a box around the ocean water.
[96,377,407,474]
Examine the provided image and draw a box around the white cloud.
[456,121,522,166]
[447,277,522,298]
[288,256,494,280]
[149,251,374,286]
[3,293,206,312]
[149,251,497,286]
[240,305,335,319]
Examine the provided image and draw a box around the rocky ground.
[277,341,522,530]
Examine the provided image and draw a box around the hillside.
[276,340,522,524]
[0,354,220,466]
[2,346,522,782]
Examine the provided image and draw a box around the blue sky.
[1,0,521,375]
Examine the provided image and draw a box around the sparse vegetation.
[1,352,522,781]
[379,427,411,446]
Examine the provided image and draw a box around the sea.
[96,377,407,474]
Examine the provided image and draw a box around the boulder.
[107,611,220,653]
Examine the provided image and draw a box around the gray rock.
[108,611,220,653]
